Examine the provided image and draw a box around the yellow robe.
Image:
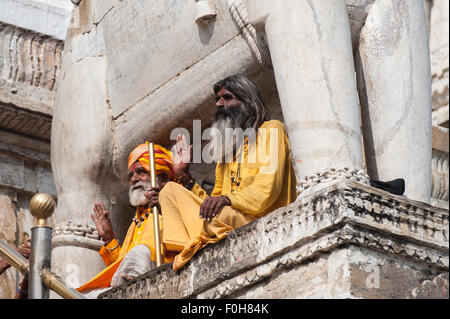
[160,120,297,270]
[76,207,174,293]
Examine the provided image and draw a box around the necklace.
[231,139,246,191]
[231,162,241,188]
[133,211,150,228]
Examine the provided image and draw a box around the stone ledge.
[99,180,449,299]
[0,103,52,140]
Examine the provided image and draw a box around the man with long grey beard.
[154,74,298,271]
[76,144,178,297]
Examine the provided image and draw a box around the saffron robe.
[159,120,297,270]
[76,207,174,293]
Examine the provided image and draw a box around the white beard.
[129,181,151,207]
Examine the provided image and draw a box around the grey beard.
[129,181,151,207]
[210,111,250,163]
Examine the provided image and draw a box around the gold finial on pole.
[29,192,55,299]
[148,142,163,267]
[29,193,56,227]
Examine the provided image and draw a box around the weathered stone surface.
[0,0,73,41]
[0,22,64,95]
[431,148,449,207]
[68,0,243,118]
[0,22,64,142]
[429,0,449,112]
[0,140,55,196]
[0,103,52,141]
[356,0,432,203]
[263,0,365,186]
[411,273,449,299]
[98,180,449,299]
[0,190,18,299]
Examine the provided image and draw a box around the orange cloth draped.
[76,207,175,293]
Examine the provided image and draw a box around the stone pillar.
[430,0,449,123]
[356,0,432,203]
[263,0,366,194]
[50,54,123,293]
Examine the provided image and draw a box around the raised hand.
[91,202,114,244]
[173,134,192,178]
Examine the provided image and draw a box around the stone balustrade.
[99,180,448,299]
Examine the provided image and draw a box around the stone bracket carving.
[52,220,103,251]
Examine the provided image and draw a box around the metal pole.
[28,193,56,299]
[29,226,52,299]
[148,142,163,267]
[0,239,85,299]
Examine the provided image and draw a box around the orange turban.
[128,143,177,181]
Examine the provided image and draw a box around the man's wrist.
[102,233,115,245]
[222,196,231,206]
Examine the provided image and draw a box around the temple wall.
[0,0,448,299]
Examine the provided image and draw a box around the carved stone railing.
[431,125,449,209]
[98,180,448,299]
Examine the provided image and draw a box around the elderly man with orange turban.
[76,143,178,297]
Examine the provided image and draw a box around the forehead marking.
[218,86,226,96]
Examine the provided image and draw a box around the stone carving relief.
[52,220,103,251]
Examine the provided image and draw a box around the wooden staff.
[148,142,163,267]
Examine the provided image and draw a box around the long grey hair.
[213,75,268,131]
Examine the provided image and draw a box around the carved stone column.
[430,0,449,115]
[263,0,367,194]
[356,0,432,203]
